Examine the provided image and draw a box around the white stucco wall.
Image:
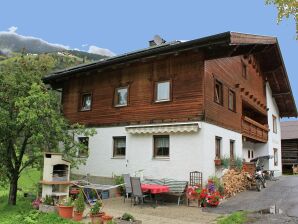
[242,83,282,175]
[72,121,242,183]
[265,82,282,175]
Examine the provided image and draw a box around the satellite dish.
[153,35,166,45]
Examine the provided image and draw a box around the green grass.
[0,168,76,224]
[217,211,247,224]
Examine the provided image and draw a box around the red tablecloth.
[141,184,169,194]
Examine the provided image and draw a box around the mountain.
[0,32,108,61]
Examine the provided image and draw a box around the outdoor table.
[141,184,169,205]
[141,184,169,194]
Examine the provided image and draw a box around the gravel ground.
[82,197,220,224]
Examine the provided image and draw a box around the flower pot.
[58,205,74,219]
[90,212,105,224]
[73,211,84,221]
[214,159,221,166]
[101,215,113,224]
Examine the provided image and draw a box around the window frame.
[272,115,277,133]
[228,89,236,112]
[113,136,126,158]
[214,79,223,106]
[215,136,222,159]
[114,86,129,107]
[153,135,170,158]
[154,80,172,103]
[80,92,92,112]
[230,140,235,160]
[78,137,89,157]
[274,148,278,166]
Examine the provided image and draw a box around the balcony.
[241,116,269,143]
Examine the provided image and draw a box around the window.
[114,87,128,107]
[242,63,247,79]
[214,80,223,105]
[248,150,250,159]
[155,81,170,102]
[228,90,236,111]
[272,115,277,133]
[230,140,235,160]
[274,148,278,166]
[113,137,126,157]
[215,137,222,159]
[153,135,169,157]
[248,149,254,159]
[251,150,254,159]
[81,93,92,111]
[78,137,89,157]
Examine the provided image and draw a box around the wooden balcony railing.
[241,116,269,143]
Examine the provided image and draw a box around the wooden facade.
[62,52,205,126]
[44,32,297,144]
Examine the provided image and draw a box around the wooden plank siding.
[61,52,205,126]
[204,55,268,134]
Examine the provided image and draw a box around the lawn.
[217,211,247,224]
[0,168,77,224]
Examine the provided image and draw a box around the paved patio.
[83,197,220,224]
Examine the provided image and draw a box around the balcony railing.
[241,116,269,143]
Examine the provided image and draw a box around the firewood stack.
[222,169,252,198]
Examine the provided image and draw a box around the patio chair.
[130,177,148,206]
[122,174,132,203]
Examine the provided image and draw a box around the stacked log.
[222,169,252,198]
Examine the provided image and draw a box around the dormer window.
[155,81,171,102]
[81,93,92,111]
[114,87,128,107]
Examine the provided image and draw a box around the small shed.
[40,152,71,199]
[281,121,298,174]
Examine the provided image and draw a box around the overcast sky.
[0,0,297,119]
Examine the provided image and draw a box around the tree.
[0,55,95,205]
[265,0,298,39]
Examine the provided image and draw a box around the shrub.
[43,195,54,206]
[221,156,230,169]
[234,157,243,171]
[74,190,85,213]
[90,201,102,215]
[121,213,135,222]
[114,175,124,195]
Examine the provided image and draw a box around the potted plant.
[214,157,221,166]
[73,190,86,221]
[101,214,113,224]
[39,195,56,213]
[58,197,74,219]
[206,191,223,207]
[114,175,124,196]
[90,200,105,224]
[115,213,142,224]
[221,156,230,169]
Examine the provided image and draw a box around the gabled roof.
[43,31,297,118]
[281,121,298,140]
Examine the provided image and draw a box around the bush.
[90,201,102,215]
[234,157,243,171]
[114,175,125,195]
[74,190,85,213]
[43,195,54,206]
[221,156,230,169]
[121,213,135,222]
